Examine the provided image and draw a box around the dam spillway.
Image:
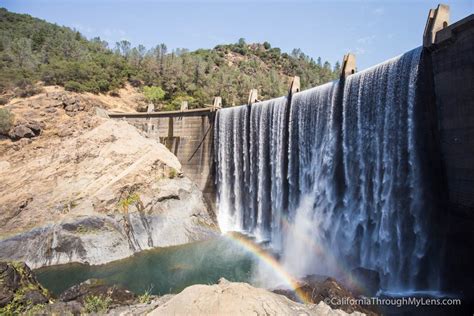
[214,47,436,290]
[108,10,473,294]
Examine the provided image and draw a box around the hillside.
[0,7,339,110]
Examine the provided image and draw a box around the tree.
[291,48,302,58]
[333,61,341,74]
[0,8,340,103]
[0,108,14,135]
[115,40,131,58]
[143,86,165,105]
[90,37,109,51]
[7,38,36,71]
[158,43,167,75]
[129,45,147,67]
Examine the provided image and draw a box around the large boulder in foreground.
[0,261,51,310]
[150,278,362,316]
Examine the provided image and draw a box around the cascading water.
[339,47,428,289]
[283,80,341,279]
[215,47,435,290]
[215,97,288,245]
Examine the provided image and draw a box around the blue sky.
[2,0,473,70]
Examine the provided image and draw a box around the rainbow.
[279,217,368,292]
[224,232,311,303]
[224,221,369,302]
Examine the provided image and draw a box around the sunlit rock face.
[215,47,438,290]
[0,118,218,269]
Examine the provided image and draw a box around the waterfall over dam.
[215,47,437,290]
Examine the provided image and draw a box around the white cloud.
[356,35,376,44]
[72,23,95,34]
[354,47,367,55]
[372,7,385,15]
[102,28,126,37]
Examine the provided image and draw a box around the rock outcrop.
[0,262,51,312]
[0,90,219,269]
[59,279,136,305]
[274,275,377,315]
[149,278,362,316]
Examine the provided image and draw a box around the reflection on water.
[36,237,255,296]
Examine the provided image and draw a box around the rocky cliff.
[0,87,219,269]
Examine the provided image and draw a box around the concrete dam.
[109,5,473,293]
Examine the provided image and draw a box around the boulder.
[0,263,18,306]
[0,261,51,308]
[7,120,43,141]
[23,289,49,305]
[41,301,84,315]
[60,278,136,306]
[63,97,86,113]
[25,121,43,135]
[273,275,376,315]
[8,125,35,140]
[345,267,381,297]
[150,278,360,315]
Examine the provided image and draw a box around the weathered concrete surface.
[429,14,474,292]
[110,110,216,210]
[432,14,474,214]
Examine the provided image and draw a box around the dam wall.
[430,15,474,215]
[107,8,473,291]
[428,14,474,292]
[108,109,216,210]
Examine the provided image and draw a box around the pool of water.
[36,237,256,296]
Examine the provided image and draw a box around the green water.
[36,237,256,296]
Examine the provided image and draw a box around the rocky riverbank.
[0,88,219,269]
[1,261,367,315]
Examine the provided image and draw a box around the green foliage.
[24,304,46,315]
[168,168,177,179]
[75,225,89,234]
[83,294,112,313]
[143,86,165,105]
[0,8,129,94]
[0,278,47,315]
[0,8,339,106]
[0,108,14,135]
[117,192,140,214]
[138,285,154,304]
[164,95,196,111]
[14,83,43,98]
[64,80,85,93]
[0,299,25,315]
